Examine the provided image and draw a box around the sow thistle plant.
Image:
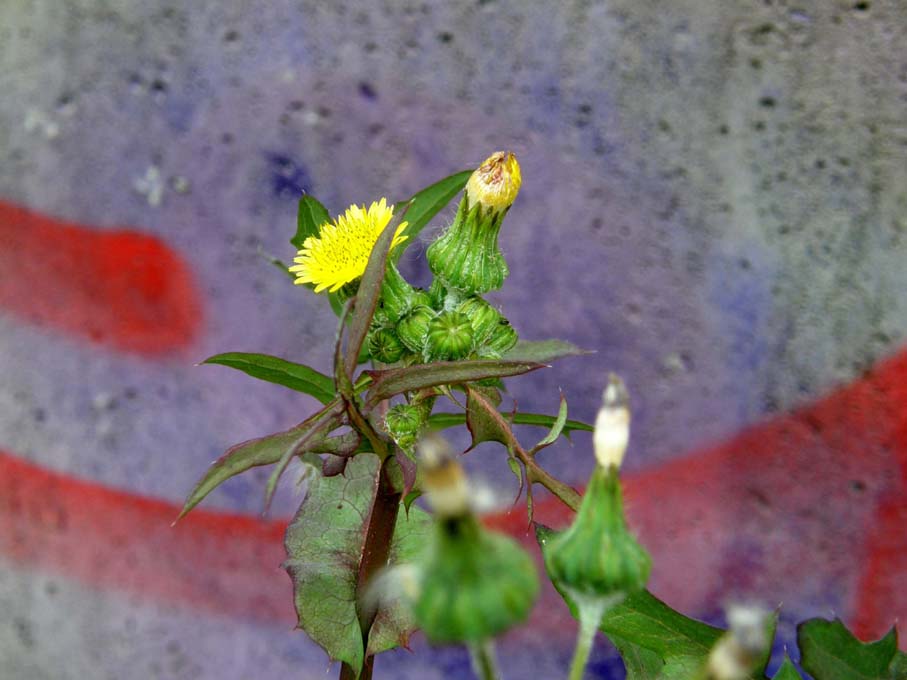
[180,152,907,680]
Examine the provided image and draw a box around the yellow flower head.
[465,151,522,212]
[289,198,408,293]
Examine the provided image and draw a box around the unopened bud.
[385,403,429,453]
[483,317,519,356]
[455,296,501,345]
[395,305,435,353]
[542,465,650,603]
[368,327,406,364]
[425,310,474,361]
[593,374,630,469]
[413,434,539,643]
[465,151,522,214]
[426,151,521,295]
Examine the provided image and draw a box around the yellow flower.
[465,151,522,213]
[289,198,408,293]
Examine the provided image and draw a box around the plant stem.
[567,597,607,680]
[468,639,501,680]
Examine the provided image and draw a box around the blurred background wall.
[2,0,906,678]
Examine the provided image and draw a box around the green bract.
[543,465,651,602]
[414,514,539,644]
[427,198,511,295]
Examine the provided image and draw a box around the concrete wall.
[1,0,906,677]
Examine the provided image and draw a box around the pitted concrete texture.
[1,0,906,678]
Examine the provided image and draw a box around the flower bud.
[395,305,435,353]
[426,151,521,295]
[379,262,417,323]
[455,296,501,345]
[542,464,651,603]
[465,151,522,214]
[367,327,406,364]
[413,436,539,643]
[425,310,474,361]
[482,317,519,356]
[385,402,429,453]
[593,374,631,469]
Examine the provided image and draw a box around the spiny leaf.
[465,385,507,449]
[531,393,568,453]
[365,359,544,407]
[178,402,339,520]
[392,169,472,260]
[283,454,431,675]
[343,207,409,377]
[502,339,591,364]
[798,618,900,680]
[292,195,331,249]
[427,410,593,435]
[202,352,335,404]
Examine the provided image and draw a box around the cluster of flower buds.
[409,435,539,644]
[542,375,652,606]
[367,151,522,368]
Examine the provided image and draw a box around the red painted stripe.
[0,200,202,354]
[0,451,293,625]
[0,351,905,643]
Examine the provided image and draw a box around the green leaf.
[602,590,723,659]
[365,359,545,407]
[178,402,339,520]
[289,196,345,314]
[891,651,907,679]
[427,411,594,434]
[531,393,568,453]
[502,339,591,364]
[773,656,805,679]
[392,169,472,260]
[343,207,409,377]
[283,454,431,675]
[798,618,900,680]
[292,195,331,249]
[202,352,336,404]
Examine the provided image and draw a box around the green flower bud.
[380,261,417,322]
[480,318,518,356]
[426,310,474,361]
[426,152,521,295]
[415,517,539,643]
[396,305,435,353]
[413,439,538,643]
[542,465,651,602]
[385,403,429,452]
[367,327,406,364]
[455,296,501,345]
